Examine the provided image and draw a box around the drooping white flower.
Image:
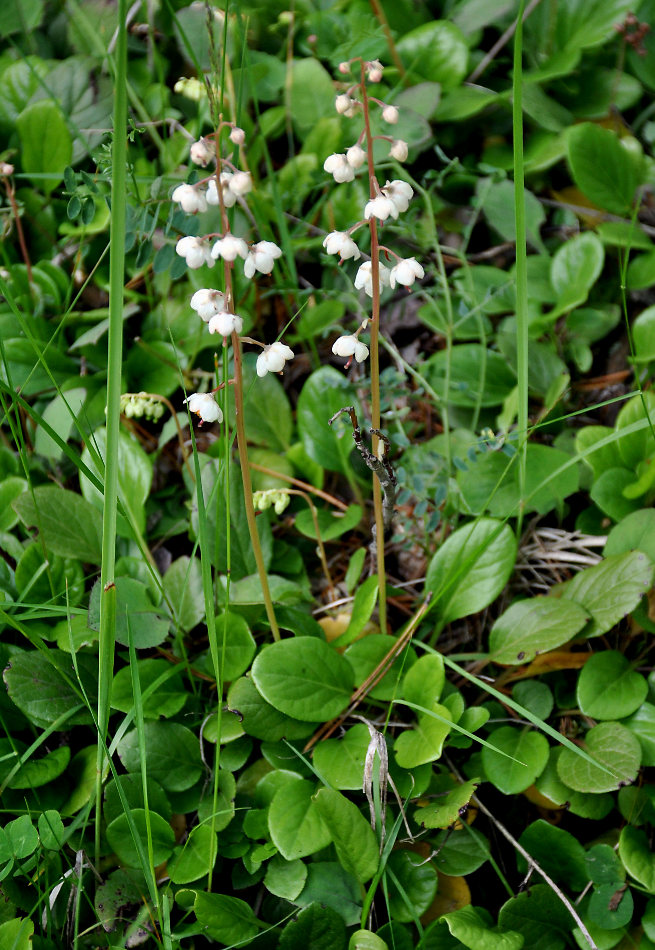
[338,61,350,74]
[389,139,409,162]
[335,94,354,115]
[354,261,390,297]
[229,171,252,196]
[230,126,246,145]
[346,144,366,169]
[382,179,413,213]
[190,288,226,321]
[323,153,355,183]
[332,334,369,363]
[206,173,237,208]
[211,234,248,262]
[190,138,214,167]
[364,193,398,222]
[207,310,244,336]
[244,241,282,278]
[390,257,424,289]
[382,105,399,124]
[256,341,294,377]
[367,60,383,83]
[322,231,361,261]
[172,183,207,214]
[176,236,215,269]
[184,392,223,423]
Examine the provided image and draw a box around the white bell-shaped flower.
[244,241,282,278]
[230,171,252,196]
[322,231,361,261]
[335,94,354,114]
[354,260,390,297]
[211,234,249,262]
[323,153,355,183]
[389,139,409,162]
[256,342,294,377]
[364,193,398,222]
[346,145,366,169]
[176,236,215,269]
[207,310,244,336]
[189,138,214,167]
[206,173,238,208]
[184,392,222,423]
[190,288,226,321]
[382,179,413,213]
[332,334,369,363]
[382,105,399,124]
[172,184,207,214]
[390,257,424,289]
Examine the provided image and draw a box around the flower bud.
[346,144,366,169]
[389,139,409,162]
[335,94,354,115]
[0,162,14,176]
[338,61,351,74]
[367,60,383,83]
[189,138,214,167]
[230,126,246,145]
[382,105,399,124]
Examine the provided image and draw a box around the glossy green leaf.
[37,810,65,851]
[557,551,653,637]
[489,597,588,665]
[289,58,337,132]
[441,906,524,950]
[12,485,103,563]
[619,825,655,891]
[111,659,186,719]
[297,367,363,476]
[268,779,331,860]
[313,723,370,790]
[549,231,604,316]
[344,634,415,700]
[227,676,313,743]
[294,504,363,542]
[162,556,204,633]
[396,21,468,88]
[403,653,445,706]
[0,919,33,950]
[432,827,490,876]
[498,885,572,950]
[615,391,655,468]
[557,722,641,793]
[5,745,70,789]
[6,816,38,858]
[415,778,480,830]
[80,428,152,535]
[103,773,171,826]
[426,518,517,625]
[17,100,72,194]
[117,722,203,792]
[314,788,378,883]
[536,748,614,819]
[349,930,389,950]
[623,702,655,766]
[214,612,256,682]
[194,892,260,946]
[106,808,175,868]
[590,468,641,522]
[386,850,438,923]
[252,637,354,722]
[88,576,169,649]
[518,820,588,891]
[425,346,517,408]
[0,477,27,532]
[264,854,307,900]
[394,704,452,768]
[567,123,639,215]
[586,844,625,885]
[295,862,362,926]
[576,651,648,720]
[588,883,633,930]
[481,727,549,795]
[278,902,346,950]
[3,650,94,727]
[168,824,218,885]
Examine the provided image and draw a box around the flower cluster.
[253,489,291,515]
[120,392,165,422]
[321,59,424,367]
[170,122,295,424]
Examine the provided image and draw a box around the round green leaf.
[11,484,102,563]
[111,659,186,719]
[117,722,203,792]
[345,634,415,701]
[386,850,438,923]
[252,637,355,722]
[481,726,549,794]
[432,827,490,876]
[0,477,27,532]
[103,773,171,826]
[557,722,641,793]
[349,930,389,950]
[162,556,205,634]
[615,391,655,468]
[227,676,313,742]
[499,884,573,950]
[623,702,655,766]
[588,884,633,931]
[297,366,363,475]
[7,816,38,859]
[6,746,70,790]
[604,508,655,563]
[38,811,65,851]
[415,777,480,831]
[214,612,256,681]
[518,820,588,891]
[394,704,452,768]
[168,824,218,885]
[402,654,445,706]
[567,123,639,215]
[80,428,153,535]
[536,748,614,819]
[17,100,72,194]
[295,862,362,927]
[550,232,604,311]
[426,518,517,625]
[268,778,331,860]
[511,681,554,721]
[313,723,370,790]
[557,550,653,637]
[3,650,94,728]
[586,844,626,886]
[194,892,260,946]
[632,305,655,361]
[396,21,468,88]
[264,854,307,901]
[278,902,346,950]
[489,597,588,664]
[425,346,517,408]
[577,651,648,720]
[106,809,174,868]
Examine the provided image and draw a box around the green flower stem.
[361,60,387,635]
[513,0,528,538]
[95,0,127,867]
